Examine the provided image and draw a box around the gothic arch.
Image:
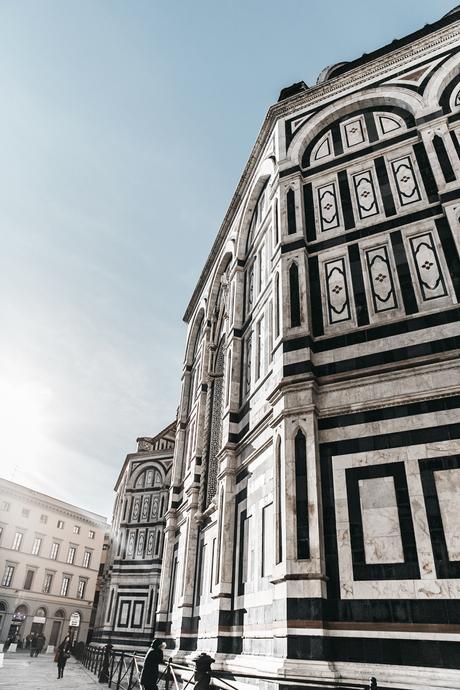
[185,308,205,367]
[289,88,425,166]
[235,156,276,260]
[206,253,233,332]
[424,52,460,112]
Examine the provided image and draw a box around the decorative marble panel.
[365,245,397,313]
[146,530,154,556]
[318,182,340,231]
[434,468,460,561]
[146,469,154,487]
[408,232,448,301]
[352,169,379,219]
[342,117,366,148]
[359,476,404,565]
[141,496,150,521]
[376,113,403,136]
[127,531,135,557]
[312,131,332,161]
[137,531,145,557]
[151,497,159,520]
[325,258,351,324]
[390,155,421,206]
[132,498,140,521]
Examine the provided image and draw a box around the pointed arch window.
[289,262,301,327]
[274,273,280,338]
[295,429,309,559]
[275,437,283,564]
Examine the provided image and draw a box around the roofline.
[182,7,460,323]
[0,476,108,526]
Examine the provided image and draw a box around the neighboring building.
[87,532,110,643]
[0,477,107,648]
[156,8,460,690]
[93,422,174,651]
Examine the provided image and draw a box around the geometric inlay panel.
[325,257,352,324]
[408,232,448,301]
[318,182,340,231]
[353,169,379,218]
[359,476,404,564]
[364,245,398,312]
[390,155,421,207]
[342,117,366,148]
[346,462,420,581]
[419,456,460,579]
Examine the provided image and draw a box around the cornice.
[0,480,107,529]
[182,13,460,324]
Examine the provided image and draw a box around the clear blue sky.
[0,1,453,517]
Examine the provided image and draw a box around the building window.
[289,262,301,327]
[24,570,34,591]
[60,576,70,597]
[73,526,80,535]
[22,508,30,517]
[88,530,95,540]
[67,547,76,565]
[255,317,264,381]
[12,532,23,551]
[82,551,91,568]
[57,520,64,529]
[31,537,42,556]
[77,579,87,600]
[2,565,15,587]
[295,429,309,559]
[50,542,60,560]
[43,573,53,594]
[40,514,48,524]
[262,502,274,577]
[0,501,10,511]
[274,273,280,339]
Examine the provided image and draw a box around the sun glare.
[0,379,51,479]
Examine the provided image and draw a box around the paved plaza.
[0,651,100,689]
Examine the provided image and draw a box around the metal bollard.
[193,653,215,690]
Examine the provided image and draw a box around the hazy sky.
[0,1,453,519]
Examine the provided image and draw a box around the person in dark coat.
[56,635,72,679]
[140,639,166,690]
[29,632,38,657]
[36,633,46,655]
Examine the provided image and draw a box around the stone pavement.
[0,651,100,689]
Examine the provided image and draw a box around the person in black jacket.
[140,639,166,690]
[56,635,72,679]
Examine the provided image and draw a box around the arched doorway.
[7,605,27,643]
[50,609,65,647]
[0,602,7,642]
[30,606,47,635]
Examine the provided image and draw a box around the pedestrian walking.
[55,635,72,679]
[36,633,46,655]
[140,639,166,690]
[29,632,38,657]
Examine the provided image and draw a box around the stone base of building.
[168,651,460,690]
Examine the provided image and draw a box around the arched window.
[294,429,309,559]
[289,262,301,327]
[273,199,279,245]
[35,607,46,618]
[287,188,297,234]
[275,437,283,565]
[205,340,225,506]
[274,273,280,338]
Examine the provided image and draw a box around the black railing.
[82,645,380,690]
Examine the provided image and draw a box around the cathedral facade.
[93,424,174,651]
[156,9,460,688]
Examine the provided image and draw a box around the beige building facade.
[0,477,107,649]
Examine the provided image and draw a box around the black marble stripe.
[390,230,418,315]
